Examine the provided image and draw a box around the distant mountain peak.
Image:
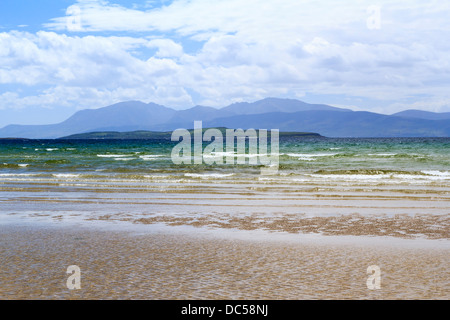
[0,98,449,138]
[392,109,450,120]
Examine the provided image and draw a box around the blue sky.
[1,0,450,127]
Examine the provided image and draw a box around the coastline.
[1,137,449,300]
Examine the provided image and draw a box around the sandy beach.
[1,220,448,300]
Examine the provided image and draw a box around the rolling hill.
[392,109,450,120]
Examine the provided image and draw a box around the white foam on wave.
[97,154,132,158]
[114,157,135,161]
[286,153,338,158]
[52,174,80,178]
[422,170,450,178]
[3,163,30,167]
[258,177,308,183]
[310,172,450,184]
[143,174,170,179]
[206,151,236,156]
[202,151,236,159]
[46,148,58,151]
[285,153,338,161]
[139,155,163,160]
[202,152,279,159]
[310,174,388,181]
[185,173,235,179]
[0,173,38,177]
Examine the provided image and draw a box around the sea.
[0,137,449,239]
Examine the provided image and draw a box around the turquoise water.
[0,137,449,177]
[1,137,449,227]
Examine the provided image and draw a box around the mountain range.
[0,98,449,138]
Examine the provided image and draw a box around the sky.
[0,0,450,127]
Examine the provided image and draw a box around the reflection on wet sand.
[0,225,448,300]
[90,212,449,240]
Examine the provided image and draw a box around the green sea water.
[0,137,449,224]
[0,137,449,177]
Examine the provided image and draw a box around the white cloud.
[0,31,149,86]
[1,0,450,116]
[46,0,369,41]
[146,39,183,58]
[0,31,192,109]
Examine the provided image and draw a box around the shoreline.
[2,212,450,249]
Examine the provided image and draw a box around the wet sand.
[1,223,448,300]
[93,212,450,240]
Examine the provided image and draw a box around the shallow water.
[1,138,449,239]
[0,224,448,300]
[0,137,449,299]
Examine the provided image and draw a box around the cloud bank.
[1,0,450,122]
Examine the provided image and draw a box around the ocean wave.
[258,177,307,182]
[44,159,69,164]
[202,153,270,160]
[286,153,338,158]
[97,154,133,158]
[367,153,397,156]
[202,151,237,160]
[422,170,450,178]
[184,173,235,179]
[297,157,316,161]
[0,173,39,177]
[308,169,450,183]
[52,174,81,178]
[314,169,424,175]
[284,153,339,161]
[143,174,170,179]
[2,163,30,168]
[139,155,164,160]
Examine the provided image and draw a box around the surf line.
[171,121,279,175]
